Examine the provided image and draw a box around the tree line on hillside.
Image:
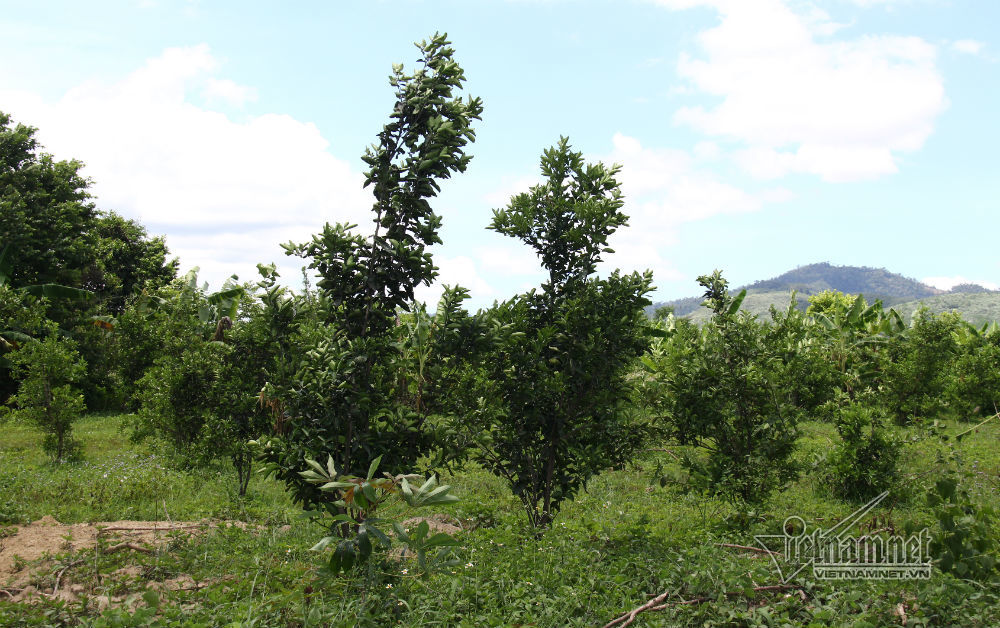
[2,34,998,580]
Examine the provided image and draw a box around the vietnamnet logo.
[753,492,932,582]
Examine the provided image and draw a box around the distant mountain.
[650,263,1000,324]
[744,262,942,301]
[948,283,993,294]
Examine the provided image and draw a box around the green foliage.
[4,414,1000,626]
[295,454,460,575]
[0,111,97,291]
[947,323,1000,420]
[767,296,841,414]
[258,34,482,508]
[654,270,799,507]
[824,404,901,501]
[133,269,284,495]
[806,289,864,318]
[0,284,52,401]
[810,292,903,398]
[465,138,654,528]
[1,112,176,411]
[882,308,961,424]
[7,335,87,460]
[89,210,178,313]
[927,475,998,580]
[135,334,229,456]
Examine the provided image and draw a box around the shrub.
[947,324,1000,421]
[882,308,960,425]
[7,335,87,461]
[655,271,799,507]
[825,404,901,501]
[927,475,998,580]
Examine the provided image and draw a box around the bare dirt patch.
[400,513,463,536]
[0,516,256,605]
[389,513,465,561]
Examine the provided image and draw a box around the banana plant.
[1,243,95,368]
[130,268,245,340]
[811,294,904,395]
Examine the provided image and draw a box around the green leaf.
[0,243,10,286]
[727,290,747,317]
[393,522,410,544]
[304,458,328,478]
[367,455,383,482]
[311,535,337,551]
[424,532,461,548]
[21,283,94,301]
[142,589,160,609]
[846,294,865,325]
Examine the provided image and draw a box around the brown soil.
[0,516,258,606]
[389,514,465,560]
[400,513,463,536]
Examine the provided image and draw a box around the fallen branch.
[955,411,1000,441]
[50,559,85,598]
[604,584,805,628]
[644,448,681,461]
[103,542,153,555]
[97,524,205,534]
[716,543,778,556]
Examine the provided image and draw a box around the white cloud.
[952,39,985,55]
[655,0,947,182]
[923,276,999,291]
[0,45,371,290]
[483,174,542,207]
[415,255,496,307]
[478,244,544,277]
[202,78,258,107]
[595,133,791,287]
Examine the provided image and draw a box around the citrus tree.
[462,138,655,528]
[256,33,483,508]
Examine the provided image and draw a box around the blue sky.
[2,0,997,307]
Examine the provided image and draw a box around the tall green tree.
[89,211,178,313]
[0,111,96,290]
[256,33,483,508]
[1,111,177,409]
[462,138,655,528]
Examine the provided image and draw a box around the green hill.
[892,292,1000,326]
[651,263,1000,324]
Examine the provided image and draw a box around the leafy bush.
[7,335,87,461]
[947,323,1000,420]
[767,296,840,415]
[133,268,288,495]
[927,475,998,580]
[654,271,799,507]
[0,284,51,403]
[295,454,461,575]
[824,404,901,500]
[882,308,960,424]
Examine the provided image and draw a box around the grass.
[1,412,998,627]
